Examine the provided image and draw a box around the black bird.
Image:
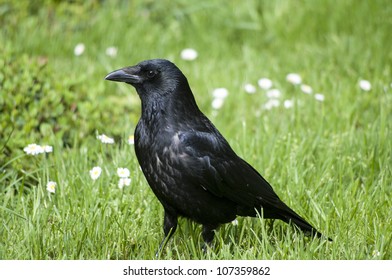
[105,59,329,251]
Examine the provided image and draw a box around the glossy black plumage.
[105,59,329,251]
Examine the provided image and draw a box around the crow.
[105,59,330,252]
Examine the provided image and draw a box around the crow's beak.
[105,66,142,84]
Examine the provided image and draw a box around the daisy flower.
[128,135,135,145]
[118,177,132,189]
[180,48,198,61]
[46,181,57,193]
[74,43,85,56]
[212,98,224,110]
[117,167,130,178]
[359,80,371,91]
[105,46,118,57]
[43,145,53,153]
[23,144,44,155]
[97,134,114,144]
[286,73,302,85]
[283,99,294,108]
[211,88,229,110]
[244,83,256,94]
[257,78,273,90]
[300,84,313,94]
[212,88,229,99]
[89,166,102,180]
[315,93,325,102]
[266,89,281,99]
[264,99,280,110]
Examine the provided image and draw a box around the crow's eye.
[147,70,156,78]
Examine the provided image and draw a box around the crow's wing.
[170,130,283,210]
[166,129,325,237]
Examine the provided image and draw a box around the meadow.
[0,0,391,259]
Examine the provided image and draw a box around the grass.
[1,0,391,259]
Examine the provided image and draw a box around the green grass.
[1,0,391,259]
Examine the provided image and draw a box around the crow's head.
[105,59,187,98]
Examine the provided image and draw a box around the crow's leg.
[155,210,178,258]
[201,224,218,253]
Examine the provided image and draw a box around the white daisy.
[74,43,85,56]
[244,83,256,94]
[266,88,281,99]
[359,80,371,91]
[300,84,313,94]
[212,98,224,110]
[257,78,273,90]
[128,135,135,145]
[105,46,118,57]
[180,48,198,61]
[46,181,57,193]
[23,144,44,155]
[43,145,53,153]
[283,99,294,108]
[212,88,229,99]
[286,73,302,85]
[97,134,114,144]
[315,93,325,102]
[117,167,130,178]
[118,177,131,189]
[264,99,280,110]
[89,166,102,181]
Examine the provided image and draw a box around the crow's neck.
[139,85,201,128]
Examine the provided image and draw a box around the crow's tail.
[279,204,332,241]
